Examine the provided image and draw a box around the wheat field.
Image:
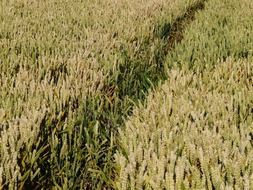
[116,0,253,189]
[116,58,253,189]
[0,0,202,189]
[0,0,253,189]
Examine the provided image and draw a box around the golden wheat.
[0,0,202,188]
[116,58,253,189]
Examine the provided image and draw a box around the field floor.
[0,0,253,189]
